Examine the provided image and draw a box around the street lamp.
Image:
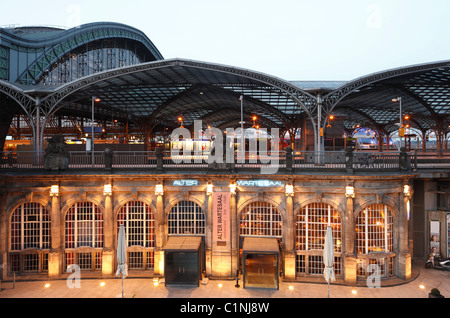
[392,97,403,148]
[91,96,101,167]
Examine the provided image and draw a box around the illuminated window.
[65,202,103,249]
[296,203,341,252]
[9,202,51,273]
[10,202,51,251]
[65,202,103,271]
[168,201,205,236]
[117,201,155,269]
[240,202,282,238]
[356,204,393,254]
[295,203,342,276]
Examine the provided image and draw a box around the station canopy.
[43,58,450,136]
[2,58,450,137]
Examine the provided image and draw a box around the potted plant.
[429,288,445,298]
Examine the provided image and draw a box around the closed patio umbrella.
[323,225,335,298]
[116,224,128,298]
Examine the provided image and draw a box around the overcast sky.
[1,0,449,81]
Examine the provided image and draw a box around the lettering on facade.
[213,192,230,246]
[236,180,283,187]
[172,179,199,186]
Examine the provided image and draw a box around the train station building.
[0,22,449,289]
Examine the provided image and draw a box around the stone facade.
[0,172,414,284]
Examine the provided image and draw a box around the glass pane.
[244,253,278,289]
[165,252,199,286]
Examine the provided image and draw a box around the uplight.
[100,282,106,287]
[44,283,51,288]
[50,185,59,197]
[155,184,164,196]
[345,185,355,198]
[285,184,294,197]
[207,182,213,196]
[218,283,223,288]
[351,289,357,295]
[103,184,112,196]
[229,181,237,195]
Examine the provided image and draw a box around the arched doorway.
[164,200,205,286]
[239,201,282,289]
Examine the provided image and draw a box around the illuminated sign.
[172,179,199,186]
[236,180,283,187]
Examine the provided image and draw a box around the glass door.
[165,251,199,286]
[244,253,278,289]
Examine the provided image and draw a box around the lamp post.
[239,95,244,162]
[392,97,403,148]
[91,97,100,167]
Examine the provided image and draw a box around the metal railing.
[1,149,448,171]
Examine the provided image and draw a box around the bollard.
[235,270,240,288]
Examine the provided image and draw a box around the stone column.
[154,194,165,276]
[398,194,411,280]
[48,195,61,277]
[102,194,114,276]
[284,194,296,280]
[344,196,357,284]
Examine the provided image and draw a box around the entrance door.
[165,251,199,286]
[244,253,278,289]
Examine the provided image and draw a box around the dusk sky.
[1,0,449,81]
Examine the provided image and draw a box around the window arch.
[10,202,51,251]
[64,201,103,271]
[65,202,103,249]
[296,202,342,252]
[295,202,342,276]
[9,202,51,273]
[117,201,155,270]
[168,200,205,235]
[240,202,282,238]
[356,204,393,254]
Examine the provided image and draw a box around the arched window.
[117,201,155,270]
[65,202,103,249]
[295,203,342,276]
[356,204,393,254]
[65,202,103,271]
[168,201,205,235]
[240,202,282,238]
[296,203,341,252]
[9,202,51,273]
[355,204,395,278]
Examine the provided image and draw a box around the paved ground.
[0,263,448,299]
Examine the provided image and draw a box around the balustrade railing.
[1,149,448,171]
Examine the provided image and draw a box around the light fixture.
[403,184,411,198]
[100,282,106,287]
[103,184,112,196]
[345,185,355,198]
[229,181,237,195]
[50,185,59,196]
[329,115,335,120]
[285,184,294,197]
[44,283,51,288]
[155,183,164,196]
[207,182,213,196]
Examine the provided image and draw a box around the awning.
[163,236,202,252]
[242,237,279,254]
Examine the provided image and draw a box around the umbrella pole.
[327,281,330,298]
[122,273,124,298]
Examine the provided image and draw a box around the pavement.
[0,262,449,300]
